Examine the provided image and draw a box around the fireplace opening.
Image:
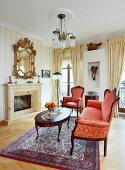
[14,95,31,112]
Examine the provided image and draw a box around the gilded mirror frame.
[13,38,36,79]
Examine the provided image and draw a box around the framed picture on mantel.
[41,70,50,78]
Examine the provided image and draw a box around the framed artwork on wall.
[41,70,50,78]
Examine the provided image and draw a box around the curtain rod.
[62,40,110,50]
[64,44,83,50]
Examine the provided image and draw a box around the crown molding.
[78,31,125,44]
[0,20,49,46]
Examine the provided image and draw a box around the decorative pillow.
[87,100,102,109]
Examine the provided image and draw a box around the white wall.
[0,25,54,120]
[84,49,108,101]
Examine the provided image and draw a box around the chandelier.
[53,13,76,49]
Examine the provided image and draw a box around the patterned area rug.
[0,119,100,170]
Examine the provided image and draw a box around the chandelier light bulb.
[53,30,59,42]
[70,36,76,47]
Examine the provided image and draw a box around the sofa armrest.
[87,100,102,109]
[77,98,82,102]
[77,98,83,107]
[77,118,109,127]
[73,118,110,139]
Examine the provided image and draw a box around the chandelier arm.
[60,17,63,36]
[64,17,66,35]
[52,13,76,49]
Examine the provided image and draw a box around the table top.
[35,107,71,127]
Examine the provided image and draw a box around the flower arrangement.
[45,102,57,110]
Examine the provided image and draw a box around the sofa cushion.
[101,92,115,122]
[79,107,102,121]
[62,102,77,108]
[87,100,102,109]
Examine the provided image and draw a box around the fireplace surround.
[5,83,41,124]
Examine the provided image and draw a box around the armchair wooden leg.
[70,135,74,155]
[80,106,83,113]
[104,138,107,157]
[77,108,78,117]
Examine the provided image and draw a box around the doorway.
[60,64,74,100]
[119,66,125,113]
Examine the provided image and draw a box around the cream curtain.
[108,37,125,117]
[53,49,63,104]
[108,37,125,89]
[70,45,83,86]
[53,49,63,72]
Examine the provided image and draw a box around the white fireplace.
[4,83,42,124]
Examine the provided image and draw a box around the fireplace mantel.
[4,83,42,124]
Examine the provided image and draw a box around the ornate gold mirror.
[13,38,36,79]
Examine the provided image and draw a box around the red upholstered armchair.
[70,88,120,156]
[62,86,84,117]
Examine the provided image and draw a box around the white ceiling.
[0,0,125,46]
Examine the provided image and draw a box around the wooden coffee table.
[34,108,71,142]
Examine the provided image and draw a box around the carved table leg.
[57,124,62,142]
[67,117,70,128]
[35,122,39,139]
[70,135,74,155]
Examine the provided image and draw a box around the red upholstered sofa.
[70,88,120,156]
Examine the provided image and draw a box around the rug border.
[0,143,100,170]
[0,153,71,170]
[0,127,34,150]
[0,121,100,170]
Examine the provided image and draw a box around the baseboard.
[119,113,125,118]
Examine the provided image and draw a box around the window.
[60,63,74,100]
[119,65,125,112]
